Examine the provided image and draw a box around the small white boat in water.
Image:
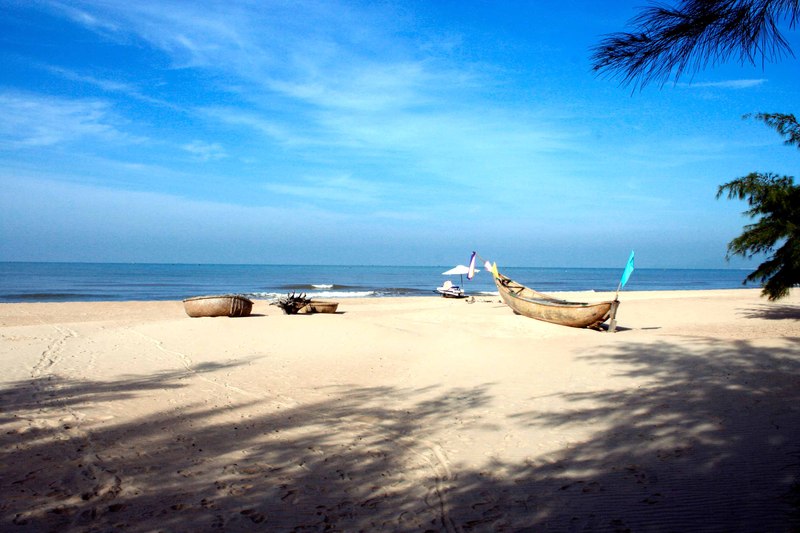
[435,280,466,298]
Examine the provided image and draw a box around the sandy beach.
[1,289,799,531]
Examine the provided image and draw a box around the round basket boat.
[183,294,254,317]
[301,300,339,314]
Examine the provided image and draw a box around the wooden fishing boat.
[183,294,254,317]
[494,272,619,330]
[300,300,340,314]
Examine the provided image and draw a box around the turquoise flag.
[619,251,635,289]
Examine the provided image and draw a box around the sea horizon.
[0,260,754,268]
[0,261,756,303]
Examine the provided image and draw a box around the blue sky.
[1,1,798,267]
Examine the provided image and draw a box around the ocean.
[0,262,756,303]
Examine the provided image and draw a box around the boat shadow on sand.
[2,338,799,531]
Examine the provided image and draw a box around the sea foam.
[251,290,375,300]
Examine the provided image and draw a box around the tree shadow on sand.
[496,336,800,531]
[2,337,800,531]
[1,364,496,531]
[741,303,800,320]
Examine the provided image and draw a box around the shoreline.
[0,287,773,326]
[1,288,798,530]
[0,284,765,305]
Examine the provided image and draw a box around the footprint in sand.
[200,498,216,509]
[640,493,664,505]
[240,508,266,523]
[625,464,658,485]
[281,488,300,504]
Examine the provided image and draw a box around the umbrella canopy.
[441,265,479,286]
[441,265,480,276]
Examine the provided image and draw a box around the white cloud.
[181,140,227,161]
[266,60,461,113]
[43,64,178,108]
[33,1,552,190]
[43,1,478,114]
[9,3,618,223]
[47,65,133,93]
[0,91,143,149]
[47,1,290,69]
[52,2,121,34]
[200,107,311,146]
[263,174,382,205]
[678,79,767,89]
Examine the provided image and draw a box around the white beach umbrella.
[441,265,479,286]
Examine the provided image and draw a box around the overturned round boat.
[183,294,254,317]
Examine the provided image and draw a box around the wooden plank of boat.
[494,272,618,329]
[183,294,254,317]
[299,300,340,314]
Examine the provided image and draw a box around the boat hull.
[183,295,254,317]
[436,288,466,298]
[494,273,617,329]
[300,300,340,313]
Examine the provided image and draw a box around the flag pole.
[609,251,633,333]
[616,250,635,301]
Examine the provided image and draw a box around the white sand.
[1,289,799,531]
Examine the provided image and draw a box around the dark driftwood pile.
[271,292,311,314]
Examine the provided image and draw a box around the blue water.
[0,262,756,303]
